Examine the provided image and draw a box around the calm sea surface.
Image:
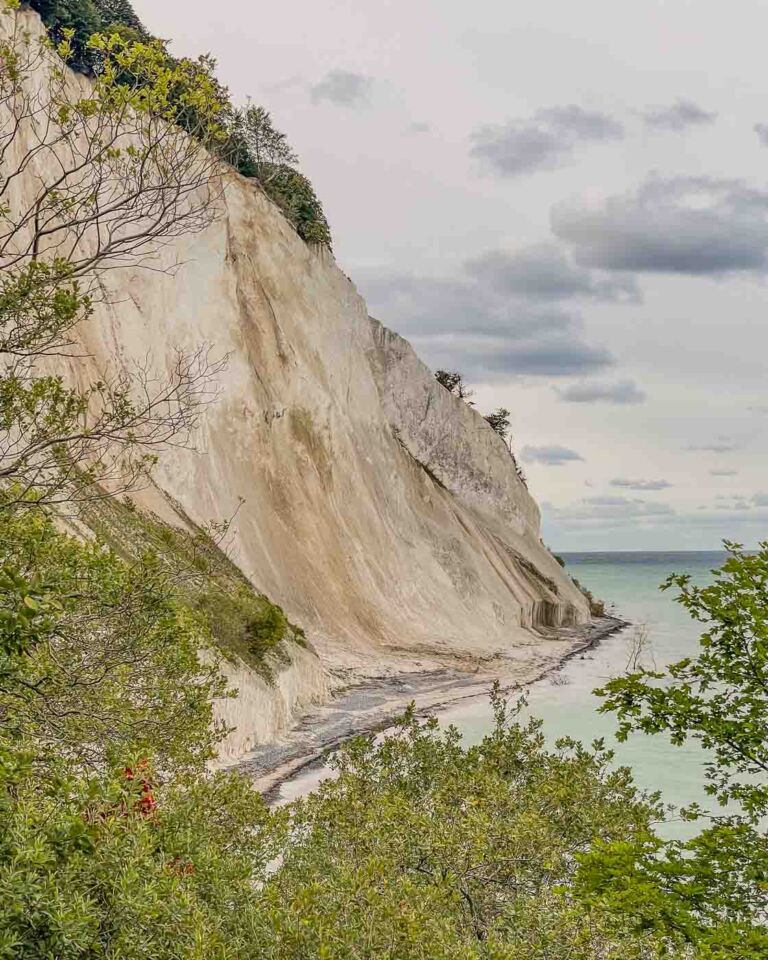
[279,552,728,833]
[437,551,728,836]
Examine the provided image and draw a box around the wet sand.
[236,616,627,800]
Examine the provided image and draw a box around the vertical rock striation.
[3,7,590,759]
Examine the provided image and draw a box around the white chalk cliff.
[4,8,589,761]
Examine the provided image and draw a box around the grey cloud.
[409,333,612,379]
[549,496,675,525]
[643,99,717,131]
[552,176,768,275]
[465,244,638,303]
[359,266,614,380]
[710,469,739,476]
[539,105,624,140]
[689,440,739,452]
[753,493,768,506]
[310,70,374,107]
[468,340,611,377]
[470,104,623,178]
[361,271,570,336]
[407,121,430,134]
[556,379,646,404]
[749,404,768,414]
[610,478,672,491]
[712,495,752,511]
[754,123,768,147]
[522,444,584,465]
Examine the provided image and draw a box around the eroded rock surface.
[4,8,589,758]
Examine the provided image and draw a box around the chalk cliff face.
[5,8,589,759]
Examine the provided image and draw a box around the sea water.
[439,551,728,837]
[278,552,728,833]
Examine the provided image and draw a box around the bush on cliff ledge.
[26,0,333,246]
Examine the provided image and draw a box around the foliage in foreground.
[3,4,768,955]
[260,697,675,959]
[585,542,768,956]
[0,494,673,957]
[0,498,227,775]
[3,506,768,956]
[0,758,275,959]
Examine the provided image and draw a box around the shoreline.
[236,616,628,800]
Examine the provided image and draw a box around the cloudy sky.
[134,0,768,550]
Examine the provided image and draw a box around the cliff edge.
[4,7,589,760]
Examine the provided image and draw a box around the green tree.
[435,369,474,404]
[28,0,103,70]
[221,104,332,245]
[255,694,676,958]
[93,0,144,32]
[23,0,334,247]
[0,10,226,507]
[580,542,768,956]
[28,0,146,70]
[261,166,332,246]
[226,103,299,182]
[484,407,511,441]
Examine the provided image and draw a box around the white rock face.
[3,8,589,757]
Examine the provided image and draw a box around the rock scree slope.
[5,7,589,762]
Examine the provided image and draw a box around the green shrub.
[28,0,144,70]
[26,0,334,246]
[257,694,674,958]
[0,499,226,774]
[0,750,276,959]
[260,166,332,246]
[81,492,301,676]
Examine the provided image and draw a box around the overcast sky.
[133,0,768,550]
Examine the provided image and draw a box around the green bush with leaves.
[582,542,768,957]
[0,497,228,775]
[25,0,333,246]
[0,747,277,958]
[256,695,676,959]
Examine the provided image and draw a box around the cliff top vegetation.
[1,3,766,957]
[27,0,332,245]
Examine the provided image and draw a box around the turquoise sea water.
[439,551,729,836]
[279,553,728,832]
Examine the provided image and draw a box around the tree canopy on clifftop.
[27,0,333,246]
